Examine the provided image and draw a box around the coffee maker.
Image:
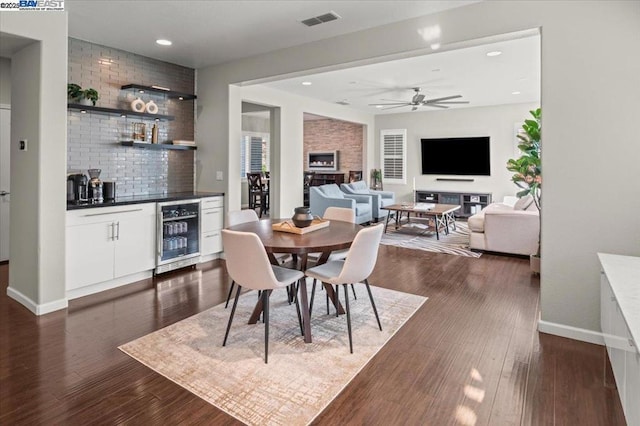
[87,169,103,203]
[67,173,88,203]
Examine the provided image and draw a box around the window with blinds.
[240,134,269,178]
[380,129,406,184]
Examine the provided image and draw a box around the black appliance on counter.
[67,173,88,203]
[103,181,116,200]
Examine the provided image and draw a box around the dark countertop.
[67,191,225,210]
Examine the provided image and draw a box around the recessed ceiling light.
[486,50,502,57]
[301,81,312,86]
[430,43,441,50]
[156,39,172,46]
[512,91,521,95]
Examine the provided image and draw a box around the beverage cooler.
[156,200,201,274]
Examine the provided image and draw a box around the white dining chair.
[305,224,384,353]
[323,208,355,257]
[222,229,304,363]
[224,209,260,308]
[225,209,290,308]
[308,207,358,307]
[227,209,260,227]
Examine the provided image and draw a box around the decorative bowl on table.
[292,206,313,228]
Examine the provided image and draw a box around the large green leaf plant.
[507,107,541,255]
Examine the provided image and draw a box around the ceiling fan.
[370,87,469,111]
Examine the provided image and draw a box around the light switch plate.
[216,171,223,181]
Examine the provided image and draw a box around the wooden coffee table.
[382,203,461,240]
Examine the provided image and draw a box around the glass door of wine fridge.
[156,199,200,274]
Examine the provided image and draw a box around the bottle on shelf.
[151,123,159,144]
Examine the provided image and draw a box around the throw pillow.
[514,195,534,211]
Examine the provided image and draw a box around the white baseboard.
[66,270,153,300]
[538,320,605,346]
[7,286,68,315]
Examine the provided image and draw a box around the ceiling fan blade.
[368,102,410,106]
[424,95,463,103]
[430,101,470,105]
[381,104,412,110]
[380,98,411,103]
[423,103,449,109]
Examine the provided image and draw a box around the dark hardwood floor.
[0,246,626,425]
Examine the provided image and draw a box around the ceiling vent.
[301,11,341,27]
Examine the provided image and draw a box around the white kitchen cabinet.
[66,204,156,296]
[114,207,156,277]
[67,218,115,290]
[200,196,223,258]
[599,253,640,426]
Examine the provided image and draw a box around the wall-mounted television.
[421,137,490,176]
[308,151,338,171]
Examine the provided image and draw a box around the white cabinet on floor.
[200,196,224,259]
[599,253,640,426]
[66,203,156,298]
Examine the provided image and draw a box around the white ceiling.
[3,1,539,116]
[65,0,479,69]
[262,33,540,115]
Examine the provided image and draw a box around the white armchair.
[468,195,539,256]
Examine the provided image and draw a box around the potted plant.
[371,169,382,190]
[80,88,99,106]
[67,83,82,101]
[506,107,541,273]
[67,83,99,106]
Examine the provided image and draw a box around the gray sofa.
[309,184,372,224]
[341,180,395,221]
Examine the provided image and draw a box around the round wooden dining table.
[227,218,362,343]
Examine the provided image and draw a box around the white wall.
[376,102,539,203]
[196,1,640,341]
[1,12,68,314]
[0,58,10,105]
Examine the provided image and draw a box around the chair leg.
[364,279,382,331]
[343,284,353,354]
[334,285,340,317]
[225,280,235,308]
[263,289,270,363]
[325,283,330,315]
[309,279,317,317]
[351,283,357,300]
[294,279,304,336]
[223,284,242,346]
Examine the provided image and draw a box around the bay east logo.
[20,0,63,7]
[0,0,65,10]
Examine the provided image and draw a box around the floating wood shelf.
[68,104,175,121]
[121,84,197,100]
[120,141,196,151]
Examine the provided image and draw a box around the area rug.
[119,284,426,425]
[380,219,481,258]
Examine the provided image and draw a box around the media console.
[415,190,492,218]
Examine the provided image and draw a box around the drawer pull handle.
[205,211,218,215]
[83,208,143,217]
[204,234,219,238]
